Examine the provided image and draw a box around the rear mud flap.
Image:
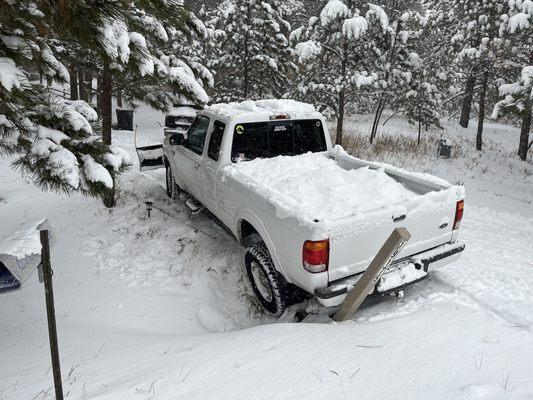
[136,144,164,171]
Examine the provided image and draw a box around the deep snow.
[1,105,532,400]
[226,152,420,221]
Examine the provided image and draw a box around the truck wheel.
[245,243,288,317]
[165,163,179,199]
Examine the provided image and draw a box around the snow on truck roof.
[167,106,198,117]
[206,99,322,121]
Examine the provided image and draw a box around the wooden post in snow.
[333,228,411,322]
[40,230,64,400]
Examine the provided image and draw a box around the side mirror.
[169,133,185,146]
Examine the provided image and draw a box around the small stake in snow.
[145,201,153,218]
[40,229,64,400]
[333,228,411,322]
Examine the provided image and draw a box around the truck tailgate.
[327,189,458,282]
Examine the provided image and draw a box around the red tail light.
[303,240,329,273]
[453,200,464,230]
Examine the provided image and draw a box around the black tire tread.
[245,242,288,317]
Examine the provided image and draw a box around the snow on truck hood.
[224,152,429,223]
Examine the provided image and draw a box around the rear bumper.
[315,241,465,307]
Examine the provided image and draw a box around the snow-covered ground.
[1,106,532,400]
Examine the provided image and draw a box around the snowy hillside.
[1,106,532,400]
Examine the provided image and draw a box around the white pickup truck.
[161,99,465,316]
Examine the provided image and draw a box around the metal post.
[40,230,64,400]
[333,228,411,322]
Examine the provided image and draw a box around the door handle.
[194,163,200,169]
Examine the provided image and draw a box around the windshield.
[231,119,327,162]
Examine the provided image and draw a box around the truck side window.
[208,121,226,161]
[185,116,210,155]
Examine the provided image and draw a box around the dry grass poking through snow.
[338,126,531,184]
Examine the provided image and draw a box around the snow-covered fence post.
[333,228,411,322]
[40,229,64,400]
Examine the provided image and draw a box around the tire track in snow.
[431,206,533,331]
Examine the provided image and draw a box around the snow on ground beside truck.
[0,105,532,399]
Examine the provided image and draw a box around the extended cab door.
[201,120,226,213]
[171,115,211,199]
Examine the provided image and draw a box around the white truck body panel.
[163,100,465,305]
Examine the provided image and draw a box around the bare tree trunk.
[78,69,88,102]
[370,97,385,144]
[459,67,477,128]
[85,71,93,103]
[336,44,348,146]
[243,4,251,99]
[417,103,422,145]
[336,89,345,146]
[518,53,533,161]
[476,70,488,151]
[116,88,123,108]
[69,65,78,100]
[102,61,112,146]
[518,94,531,161]
[102,57,115,208]
[96,73,102,116]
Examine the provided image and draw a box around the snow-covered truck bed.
[161,100,465,314]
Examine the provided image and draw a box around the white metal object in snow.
[0,218,54,293]
[134,125,165,172]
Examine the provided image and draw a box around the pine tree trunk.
[85,71,93,103]
[459,67,477,128]
[476,70,488,152]
[79,69,88,102]
[96,73,102,116]
[69,65,78,100]
[117,88,123,108]
[336,89,345,146]
[417,104,421,145]
[370,98,385,144]
[336,44,348,146]
[102,57,115,208]
[243,4,251,99]
[517,52,533,161]
[517,94,531,161]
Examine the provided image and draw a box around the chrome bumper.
[315,241,465,307]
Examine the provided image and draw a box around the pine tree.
[208,0,297,102]
[367,6,429,143]
[290,0,390,145]
[1,1,212,206]
[0,1,128,200]
[394,11,448,142]
[492,0,533,161]
[441,0,506,129]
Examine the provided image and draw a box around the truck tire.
[165,163,179,200]
[245,243,288,317]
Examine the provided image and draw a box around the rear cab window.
[231,119,326,162]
